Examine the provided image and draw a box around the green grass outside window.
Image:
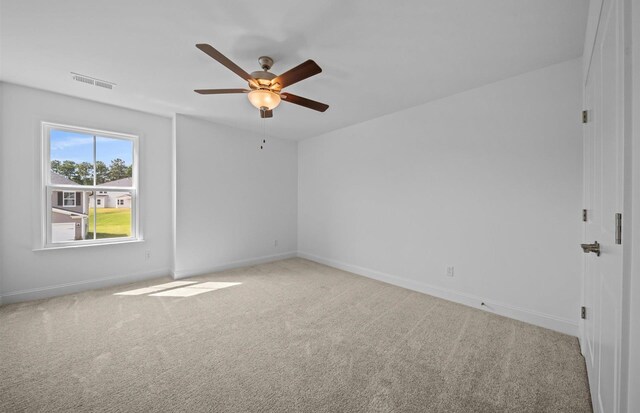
[87,208,131,239]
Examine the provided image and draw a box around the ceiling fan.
[194,44,329,118]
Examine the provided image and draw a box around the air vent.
[94,80,113,90]
[72,74,95,85]
[71,72,115,90]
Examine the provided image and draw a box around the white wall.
[0,83,173,303]
[173,114,297,278]
[298,59,583,335]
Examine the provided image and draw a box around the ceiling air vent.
[94,80,113,90]
[71,72,115,90]
[72,74,94,85]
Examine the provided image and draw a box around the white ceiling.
[0,0,587,140]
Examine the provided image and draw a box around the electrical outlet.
[446,266,454,277]
[145,250,151,261]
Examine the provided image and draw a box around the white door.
[582,0,625,411]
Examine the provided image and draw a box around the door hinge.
[582,209,587,222]
[581,306,586,319]
[615,213,622,244]
[582,110,589,123]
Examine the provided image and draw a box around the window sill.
[33,239,145,252]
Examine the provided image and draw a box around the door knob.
[581,241,600,256]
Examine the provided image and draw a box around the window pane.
[62,192,76,206]
[96,136,133,185]
[45,124,138,247]
[50,129,94,185]
[51,190,92,243]
[88,191,132,239]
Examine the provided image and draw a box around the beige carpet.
[0,258,591,412]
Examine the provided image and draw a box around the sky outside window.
[50,129,133,165]
[50,129,93,165]
[50,129,133,185]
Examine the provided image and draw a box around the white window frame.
[41,122,140,248]
[62,191,76,207]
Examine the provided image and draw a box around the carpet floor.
[0,258,592,412]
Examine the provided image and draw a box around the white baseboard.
[297,251,578,337]
[0,268,170,305]
[2,252,579,337]
[172,251,298,279]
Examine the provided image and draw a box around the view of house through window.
[45,124,137,245]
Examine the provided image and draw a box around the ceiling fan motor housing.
[250,69,276,88]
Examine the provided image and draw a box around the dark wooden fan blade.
[194,89,249,94]
[260,109,273,118]
[271,60,322,89]
[196,44,253,82]
[280,93,329,112]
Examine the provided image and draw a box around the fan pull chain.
[260,116,267,150]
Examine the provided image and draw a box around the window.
[43,122,139,246]
[62,191,76,207]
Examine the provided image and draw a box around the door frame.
[580,0,604,356]
[622,2,640,412]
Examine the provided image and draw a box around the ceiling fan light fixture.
[193,44,328,117]
[248,89,281,110]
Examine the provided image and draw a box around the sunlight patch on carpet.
[114,281,197,296]
[149,282,242,297]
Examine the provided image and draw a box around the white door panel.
[582,0,624,412]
